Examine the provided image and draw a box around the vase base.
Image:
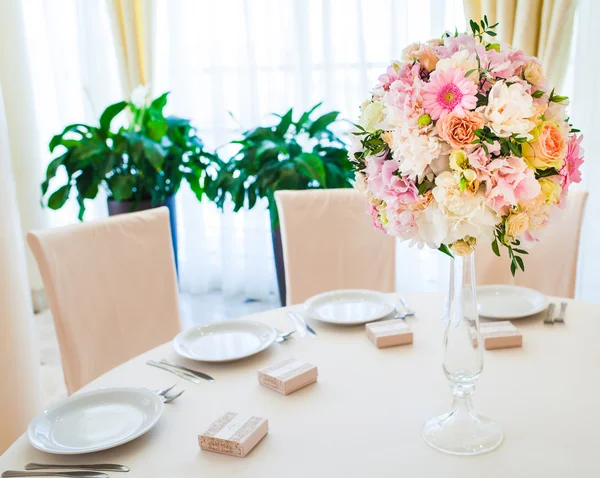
[422,410,503,456]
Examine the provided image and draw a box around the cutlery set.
[3,462,128,477]
[394,296,416,320]
[544,301,568,324]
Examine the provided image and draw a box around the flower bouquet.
[352,18,583,455]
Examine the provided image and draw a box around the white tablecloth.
[2,293,599,477]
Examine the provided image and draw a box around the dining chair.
[275,189,396,305]
[476,191,588,298]
[27,207,181,394]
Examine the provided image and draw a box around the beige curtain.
[0,85,43,454]
[0,0,48,292]
[107,0,155,94]
[463,0,576,90]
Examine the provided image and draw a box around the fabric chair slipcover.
[476,191,588,298]
[275,189,396,305]
[27,207,181,394]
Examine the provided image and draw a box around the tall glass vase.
[422,250,503,455]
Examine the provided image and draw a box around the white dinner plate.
[477,284,549,319]
[28,387,163,455]
[304,289,395,325]
[173,320,277,362]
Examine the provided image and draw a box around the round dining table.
[2,292,599,477]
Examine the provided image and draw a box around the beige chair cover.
[27,207,181,394]
[476,191,588,298]
[275,189,396,305]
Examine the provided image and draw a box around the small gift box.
[199,412,268,457]
[258,358,318,395]
[366,319,413,348]
[475,321,523,350]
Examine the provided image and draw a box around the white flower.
[131,84,151,108]
[425,171,498,245]
[435,49,478,82]
[393,126,446,181]
[354,172,367,193]
[480,81,535,138]
[359,100,385,132]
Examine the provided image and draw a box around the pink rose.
[436,111,485,149]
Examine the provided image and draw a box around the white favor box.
[366,319,413,348]
[258,358,318,395]
[199,412,268,457]
[475,321,523,350]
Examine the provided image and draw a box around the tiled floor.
[36,292,280,405]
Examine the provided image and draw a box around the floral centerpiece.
[352,17,583,274]
[352,17,583,456]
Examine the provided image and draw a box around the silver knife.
[158,359,215,382]
[288,312,317,338]
[2,472,108,478]
[146,360,202,384]
[26,464,128,473]
[555,302,568,323]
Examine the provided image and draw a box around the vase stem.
[422,251,503,456]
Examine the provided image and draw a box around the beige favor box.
[258,358,318,395]
[474,321,523,350]
[366,319,413,348]
[199,412,268,457]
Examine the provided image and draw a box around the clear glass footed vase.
[422,250,503,455]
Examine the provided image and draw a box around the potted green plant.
[41,88,217,269]
[208,103,354,304]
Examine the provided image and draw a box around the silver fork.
[162,389,185,404]
[544,303,556,324]
[275,329,296,343]
[398,296,415,317]
[555,302,568,323]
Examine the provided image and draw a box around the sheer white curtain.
[151,0,466,300]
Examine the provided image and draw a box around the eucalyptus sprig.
[492,225,529,276]
[469,15,499,43]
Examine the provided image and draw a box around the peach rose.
[436,111,485,149]
[522,121,567,170]
[416,47,439,72]
[523,60,545,88]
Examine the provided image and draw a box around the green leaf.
[149,92,169,113]
[110,175,136,201]
[294,152,326,185]
[146,118,168,142]
[515,255,525,271]
[247,186,257,209]
[308,111,339,137]
[99,101,128,133]
[438,244,454,258]
[47,184,71,210]
[275,108,293,137]
[486,31,497,36]
[48,124,89,152]
[296,103,322,130]
[492,239,500,257]
[513,248,529,255]
[510,260,517,276]
[464,68,478,78]
[142,138,166,171]
[531,90,545,99]
[459,176,467,193]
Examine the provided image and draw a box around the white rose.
[435,49,478,82]
[481,81,535,139]
[359,101,385,132]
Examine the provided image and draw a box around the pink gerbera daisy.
[422,68,478,120]
[560,134,584,189]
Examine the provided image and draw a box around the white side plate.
[304,289,394,325]
[28,387,164,455]
[173,320,277,362]
[477,284,549,319]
